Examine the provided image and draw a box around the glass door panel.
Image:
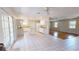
[2,16,14,49]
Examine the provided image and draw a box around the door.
[2,16,14,49]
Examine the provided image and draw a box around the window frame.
[54,22,58,28]
[69,20,76,29]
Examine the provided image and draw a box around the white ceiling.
[12,7,48,17]
[49,7,79,19]
[2,7,79,20]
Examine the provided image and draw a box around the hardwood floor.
[50,31,79,40]
[9,31,79,51]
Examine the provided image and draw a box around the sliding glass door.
[8,16,14,46]
[2,15,14,49]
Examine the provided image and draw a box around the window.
[69,20,76,29]
[54,22,58,28]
